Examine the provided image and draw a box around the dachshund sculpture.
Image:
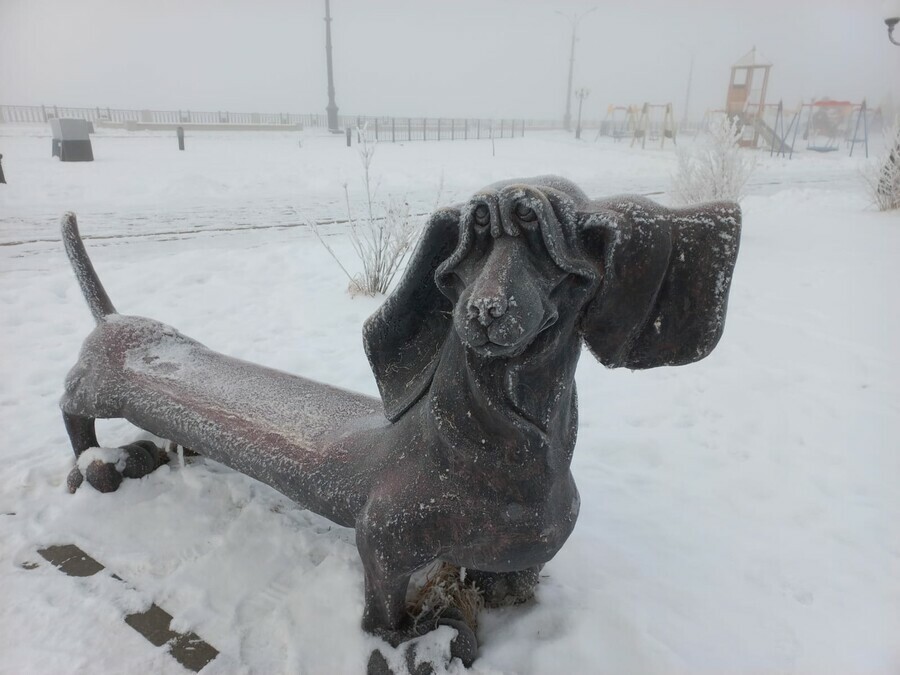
[60,176,741,667]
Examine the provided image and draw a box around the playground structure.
[725,47,771,148]
[756,99,871,158]
[596,105,638,142]
[754,102,794,156]
[793,99,870,157]
[724,48,872,158]
[594,102,675,149]
[630,103,677,149]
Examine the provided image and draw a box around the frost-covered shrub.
[671,116,756,205]
[312,125,418,296]
[863,121,900,212]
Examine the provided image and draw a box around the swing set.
[630,102,677,149]
[786,99,870,158]
[595,105,637,142]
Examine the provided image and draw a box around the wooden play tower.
[726,47,771,148]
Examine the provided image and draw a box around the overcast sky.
[2,0,898,121]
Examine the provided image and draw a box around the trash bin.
[50,118,94,162]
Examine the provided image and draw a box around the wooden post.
[437,118,441,140]
[407,118,411,141]
[375,118,379,141]
[392,117,396,143]
[477,119,481,139]
[465,119,468,140]
[500,119,504,138]
[451,119,455,140]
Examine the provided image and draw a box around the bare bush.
[311,125,418,295]
[863,121,900,211]
[671,116,756,205]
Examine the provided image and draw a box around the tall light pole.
[324,0,340,132]
[557,7,596,131]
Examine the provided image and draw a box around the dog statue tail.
[61,212,117,322]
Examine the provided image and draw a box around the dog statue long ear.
[580,197,741,369]
[363,207,461,421]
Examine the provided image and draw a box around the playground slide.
[751,115,791,153]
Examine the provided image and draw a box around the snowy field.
[0,125,898,674]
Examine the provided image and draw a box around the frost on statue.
[59,177,741,669]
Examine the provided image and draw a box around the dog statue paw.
[67,441,165,493]
[367,615,477,674]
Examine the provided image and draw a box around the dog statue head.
[364,176,741,422]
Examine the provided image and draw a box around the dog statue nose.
[468,296,508,327]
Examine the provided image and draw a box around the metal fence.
[0,104,322,127]
[0,105,557,141]
[349,116,526,141]
[0,104,712,147]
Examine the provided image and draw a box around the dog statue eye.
[474,204,490,227]
[515,202,537,223]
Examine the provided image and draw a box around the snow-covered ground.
[1,125,898,674]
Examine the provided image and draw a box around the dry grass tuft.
[408,562,484,631]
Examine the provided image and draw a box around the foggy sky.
[2,0,898,121]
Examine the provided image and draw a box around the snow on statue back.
[59,177,741,671]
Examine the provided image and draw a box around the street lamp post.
[575,88,590,140]
[324,0,340,132]
[557,7,596,131]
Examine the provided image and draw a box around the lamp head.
[884,0,900,44]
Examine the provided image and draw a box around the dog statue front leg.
[360,563,413,641]
[356,511,424,641]
[356,503,478,669]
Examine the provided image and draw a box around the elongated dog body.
[61,177,741,663]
